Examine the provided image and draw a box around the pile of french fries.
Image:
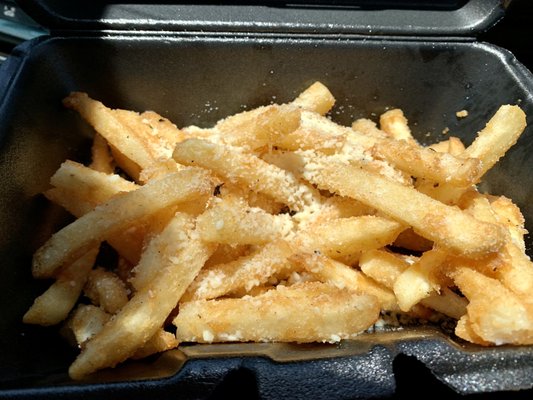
[22,81,533,380]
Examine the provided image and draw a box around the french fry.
[451,267,533,345]
[217,181,286,215]
[196,195,294,245]
[292,81,335,115]
[379,109,414,142]
[351,118,388,139]
[84,268,129,314]
[489,195,527,252]
[182,239,294,301]
[23,247,99,326]
[129,212,199,291]
[63,304,111,347]
[131,330,179,360]
[44,166,147,267]
[214,104,302,150]
[63,304,179,358]
[302,154,507,258]
[458,192,533,302]
[359,249,467,319]
[359,249,410,289]
[448,136,466,156]
[372,137,482,186]
[297,215,405,261]
[392,228,433,253]
[420,287,467,321]
[289,252,399,311]
[90,133,114,174]
[462,104,526,180]
[414,178,472,206]
[393,249,447,312]
[274,110,377,154]
[32,167,213,278]
[172,138,322,212]
[174,282,380,343]
[68,213,216,379]
[454,315,492,346]
[204,244,252,269]
[49,160,139,206]
[63,92,155,171]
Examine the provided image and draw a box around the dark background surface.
[0,0,533,399]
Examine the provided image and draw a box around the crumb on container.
[456,109,468,118]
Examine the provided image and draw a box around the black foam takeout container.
[1,0,533,398]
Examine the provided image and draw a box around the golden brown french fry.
[451,266,533,345]
[458,192,533,302]
[393,249,447,312]
[174,282,380,343]
[462,104,527,180]
[359,249,467,319]
[454,314,492,346]
[298,215,405,261]
[64,304,179,357]
[302,154,506,258]
[129,212,200,291]
[392,228,433,253]
[196,195,294,245]
[63,304,111,347]
[44,186,146,266]
[379,109,414,141]
[49,160,139,206]
[172,138,322,212]
[32,167,213,278]
[448,136,466,156]
[84,268,129,314]
[359,249,410,288]
[289,252,398,311]
[351,118,388,139]
[489,195,527,252]
[131,330,179,360]
[274,110,377,154]
[63,92,155,170]
[420,287,467,320]
[68,213,216,379]
[182,239,293,302]
[23,247,99,326]
[215,104,302,151]
[203,244,252,269]
[372,137,482,186]
[46,159,160,255]
[292,81,335,115]
[90,133,114,174]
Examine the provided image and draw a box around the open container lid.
[16,0,506,37]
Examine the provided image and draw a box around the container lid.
[16,0,506,37]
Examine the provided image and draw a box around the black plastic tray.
[1,1,533,399]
